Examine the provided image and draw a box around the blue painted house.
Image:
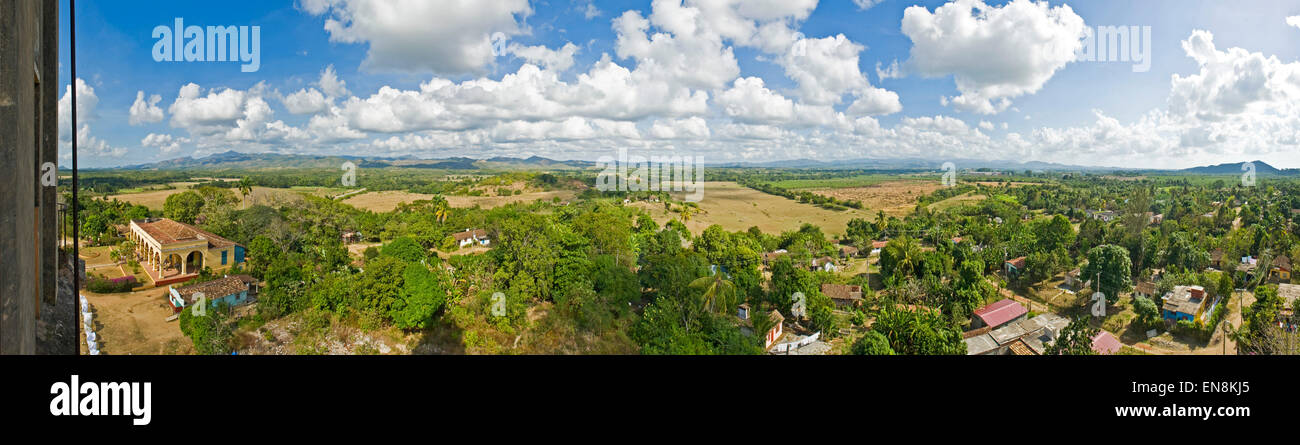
[1161,285,1207,322]
[169,275,259,313]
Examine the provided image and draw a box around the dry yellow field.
[807,180,943,217]
[630,182,877,237]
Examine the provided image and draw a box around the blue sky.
[58,0,1300,169]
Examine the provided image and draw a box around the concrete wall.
[1,0,58,355]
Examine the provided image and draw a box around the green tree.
[163,191,205,224]
[850,330,896,355]
[1045,316,1099,355]
[1081,244,1133,305]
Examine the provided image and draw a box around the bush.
[87,275,136,293]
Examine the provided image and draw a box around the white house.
[453,229,490,248]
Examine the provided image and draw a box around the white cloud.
[141,133,190,155]
[317,65,350,98]
[57,79,126,158]
[897,0,1087,114]
[649,117,711,139]
[128,91,165,125]
[508,42,580,72]
[852,0,883,11]
[1288,15,1300,30]
[302,0,533,74]
[282,88,330,115]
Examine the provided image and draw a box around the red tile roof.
[1091,331,1122,355]
[134,218,238,249]
[1005,256,1027,269]
[973,298,1027,328]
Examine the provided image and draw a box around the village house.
[1209,249,1225,269]
[1134,281,1157,300]
[737,303,751,321]
[764,310,785,349]
[1004,256,1027,279]
[168,275,258,314]
[1278,284,1299,323]
[869,240,888,256]
[838,245,860,259]
[1270,255,1291,282]
[970,298,1028,330]
[810,256,837,272]
[1161,285,1209,322]
[1064,268,1083,289]
[821,283,864,309]
[452,228,490,248]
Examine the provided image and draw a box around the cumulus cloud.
[301,0,533,74]
[128,91,165,125]
[317,65,350,98]
[1288,15,1300,30]
[57,79,126,158]
[282,88,330,115]
[508,42,580,72]
[141,133,190,155]
[896,0,1087,114]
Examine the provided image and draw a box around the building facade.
[1,0,59,355]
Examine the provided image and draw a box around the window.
[222,250,228,265]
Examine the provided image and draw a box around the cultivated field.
[632,182,875,237]
[807,180,944,217]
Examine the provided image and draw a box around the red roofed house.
[128,218,245,285]
[1004,256,1027,279]
[971,298,1028,330]
[1091,330,1122,355]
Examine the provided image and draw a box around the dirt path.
[81,287,192,355]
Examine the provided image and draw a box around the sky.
[57,0,1300,169]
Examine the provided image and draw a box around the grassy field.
[927,192,988,212]
[107,183,333,210]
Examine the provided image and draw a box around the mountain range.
[91,150,1294,175]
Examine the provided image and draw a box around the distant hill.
[711,157,1130,171]
[108,151,592,171]
[1178,160,1293,176]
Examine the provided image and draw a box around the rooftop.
[1005,256,1026,269]
[820,283,863,302]
[452,229,488,241]
[1162,285,1207,316]
[132,218,238,249]
[973,298,1027,329]
[172,275,252,305]
[1091,331,1123,355]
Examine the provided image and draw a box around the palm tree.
[689,273,735,314]
[431,195,450,223]
[237,176,254,209]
